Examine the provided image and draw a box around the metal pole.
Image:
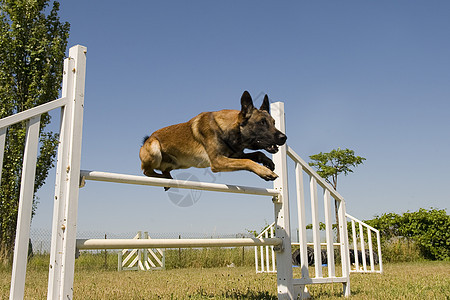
[76,237,283,250]
[80,170,279,197]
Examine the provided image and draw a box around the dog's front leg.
[236,151,275,171]
[209,155,278,181]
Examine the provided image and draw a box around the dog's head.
[239,91,287,153]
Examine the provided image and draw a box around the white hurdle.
[4,44,354,300]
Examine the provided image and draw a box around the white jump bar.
[80,170,280,197]
[76,237,283,250]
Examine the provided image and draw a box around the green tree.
[0,0,69,263]
[309,148,366,241]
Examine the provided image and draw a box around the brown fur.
[139,91,287,182]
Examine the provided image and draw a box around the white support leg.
[0,127,6,184]
[271,102,301,299]
[323,189,335,277]
[295,163,309,279]
[47,45,87,300]
[338,200,351,297]
[9,116,41,300]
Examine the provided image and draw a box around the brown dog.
[139,91,287,182]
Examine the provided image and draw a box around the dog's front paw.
[259,168,278,181]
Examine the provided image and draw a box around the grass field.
[1,260,449,299]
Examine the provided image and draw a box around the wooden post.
[9,116,41,300]
[47,45,87,300]
[271,102,298,299]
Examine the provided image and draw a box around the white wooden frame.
[287,147,351,297]
[1,45,86,300]
[4,45,355,299]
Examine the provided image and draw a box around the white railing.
[286,146,351,296]
[117,231,165,271]
[255,217,383,276]
[346,213,383,274]
[1,45,87,300]
[255,222,276,273]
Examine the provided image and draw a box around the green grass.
[1,257,449,299]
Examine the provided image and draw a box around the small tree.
[0,0,69,263]
[309,148,366,241]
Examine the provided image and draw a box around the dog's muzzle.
[265,133,287,154]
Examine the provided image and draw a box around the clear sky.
[32,1,450,236]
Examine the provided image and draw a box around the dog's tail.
[142,135,150,145]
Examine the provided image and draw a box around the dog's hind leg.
[139,137,163,177]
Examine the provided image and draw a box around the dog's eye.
[260,119,267,126]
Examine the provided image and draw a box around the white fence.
[255,223,276,273]
[347,214,383,274]
[255,214,383,276]
[117,231,165,271]
[4,44,355,299]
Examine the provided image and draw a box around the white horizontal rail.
[346,213,379,232]
[0,97,68,129]
[287,146,345,203]
[76,237,282,250]
[80,170,280,197]
[294,277,349,285]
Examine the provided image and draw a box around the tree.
[309,148,366,241]
[0,0,69,263]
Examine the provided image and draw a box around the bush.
[363,208,449,261]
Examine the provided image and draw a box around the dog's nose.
[277,132,287,145]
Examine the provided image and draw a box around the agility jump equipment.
[3,45,360,299]
[117,231,165,271]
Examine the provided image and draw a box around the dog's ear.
[240,91,254,119]
[260,95,270,113]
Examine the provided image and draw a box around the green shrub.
[363,208,449,261]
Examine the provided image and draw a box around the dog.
[139,91,287,183]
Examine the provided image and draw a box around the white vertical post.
[254,245,259,272]
[118,251,123,271]
[310,176,322,278]
[295,163,309,279]
[271,102,297,299]
[260,245,264,272]
[270,225,276,272]
[367,229,374,271]
[323,189,335,277]
[9,115,41,300]
[377,231,383,273]
[359,223,367,271]
[47,45,87,300]
[338,200,351,297]
[0,127,6,184]
[351,220,359,270]
[265,230,270,270]
[143,232,149,271]
[47,55,70,298]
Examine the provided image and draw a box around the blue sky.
[32,1,450,236]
